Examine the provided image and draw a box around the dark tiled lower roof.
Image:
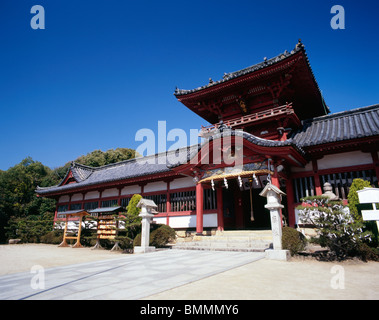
[36,148,191,195]
[291,104,379,147]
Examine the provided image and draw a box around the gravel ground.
[1,244,378,300]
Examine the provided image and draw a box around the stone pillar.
[260,183,290,261]
[134,199,157,254]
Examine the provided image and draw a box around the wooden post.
[196,183,204,235]
[72,214,84,248]
[285,178,296,227]
[312,160,323,195]
[58,215,69,247]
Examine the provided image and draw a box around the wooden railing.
[199,103,295,136]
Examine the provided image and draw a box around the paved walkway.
[0,249,265,300]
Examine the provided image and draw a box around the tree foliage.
[74,148,138,168]
[297,196,377,261]
[0,148,137,243]
[347,178,372,221]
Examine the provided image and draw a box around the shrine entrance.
[222,178,271,230]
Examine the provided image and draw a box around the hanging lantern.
[211,179,215,191]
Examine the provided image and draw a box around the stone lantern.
[260,183,290,261]
[134,198,158,254]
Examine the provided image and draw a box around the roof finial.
[296,39,303,50]
[209,78,214,84]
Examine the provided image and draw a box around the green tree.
[347,178,372,221]
[126,194,142,220]
[74,148,138,168]
[0,158,56,242]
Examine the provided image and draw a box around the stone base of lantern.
[265,249,291,261]
[134,246,156,254]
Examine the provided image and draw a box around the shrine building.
[36,40,379,234]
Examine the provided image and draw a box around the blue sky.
[0,0,378,170]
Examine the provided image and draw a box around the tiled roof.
[167,130,305,168]
[291,104,379,147]
[36,104,379,196]
[36,148,192,195]
[174,40,321,98]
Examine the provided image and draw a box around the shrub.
[282,227,307,256]
[40,230,63,244]
[297,196,375,260]
[150,224,176,248]
[133,233,142,247]
[347,178,379,247]
[133,224,176,248]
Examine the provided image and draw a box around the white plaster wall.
[84,191,100,200]
[167,215,196,228]
[58,195,70,203]
[121,185,141,196]
[144,181,167,193]
[291,162,313,173]
[165,213,218,229]
[102,188,118,198]
[153,217,167,225]
[317,151,372,170]
[71,193,83,202]
[170,176,195,190]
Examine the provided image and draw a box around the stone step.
[173,246,268,253]
[173,230,273,252]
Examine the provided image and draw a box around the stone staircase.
[172,230,273,252]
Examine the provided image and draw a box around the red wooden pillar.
[216,186,224,231]
[286,178,296,227]
[312,160,323,195]
[166,181,171,226]
[117,187,122,206]
[196,183,204,235]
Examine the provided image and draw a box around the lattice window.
[120,197,131,209]
[203,188,217,210]
[69,203,82,210]
[84,201,98,210]
[320,169,378,200]
[101,199,118,208]
[293,176,316,203]
[144,194,167,213]
[170,190,196,212]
